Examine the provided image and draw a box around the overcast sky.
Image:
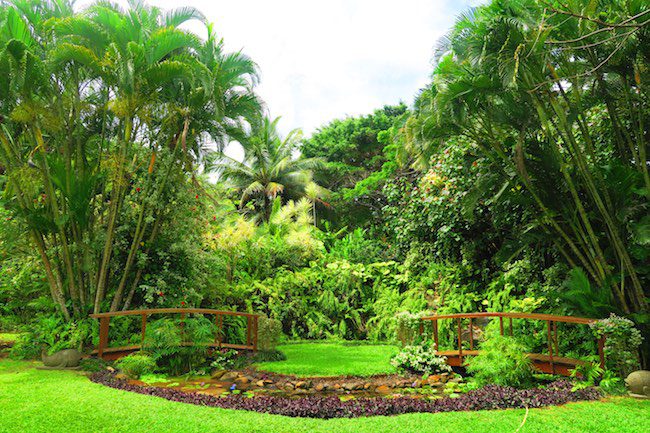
[81,0,481,138]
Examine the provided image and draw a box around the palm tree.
[211,117,325,222]
[405,0,648,313]
[0,0,263,316]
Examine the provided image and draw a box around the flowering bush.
[210,349,239,370]
[590,314,643,377]
[390,344,451,375]
[90,371,601,418]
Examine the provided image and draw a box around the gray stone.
[40,349,82,369]
[211,370,227,380]
[625,370,650,398]
[220,371,238,381]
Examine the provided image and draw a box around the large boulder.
[625,370,650,398]
[40,349,82,369]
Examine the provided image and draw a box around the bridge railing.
[420,312,604,376]
[90,308,260,360]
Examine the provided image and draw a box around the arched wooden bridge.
[420,312,605,377]
[90,308,260,361]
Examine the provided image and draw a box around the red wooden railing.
[420,312,604,376]
[90,308,260,361]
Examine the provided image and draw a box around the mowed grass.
[1,359,649,433]
[255,342,399,376]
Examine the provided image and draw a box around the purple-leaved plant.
[90,371,602,419]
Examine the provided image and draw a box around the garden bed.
[90,370,602,419]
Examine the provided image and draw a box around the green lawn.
[1,359,648,433]
[255,342,399,376]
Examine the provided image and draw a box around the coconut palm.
[211,117,325,222]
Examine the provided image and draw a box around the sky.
[77,0,482,161]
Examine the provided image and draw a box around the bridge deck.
[421,312,604,378]
[437,350,586,376]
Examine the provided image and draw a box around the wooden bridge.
[420,312,604,377]
[90,308,260,361]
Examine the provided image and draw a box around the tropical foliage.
[0,0,647,379]
[212,117,325,221]
[0,0,261,318]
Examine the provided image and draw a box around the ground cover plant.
[90,369,603,419]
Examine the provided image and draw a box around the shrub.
[210,349,239,370]
[394,311,433,346]
[116,353,156,379]
[79,357,109,373]
[253,349,286,363]
[466,335,534,388]
[257,315,283,351]
[390,343,451,375]
[10,315,96,359]
[91,371,602,419]
[590,314,643,377]
[142,316,215,375]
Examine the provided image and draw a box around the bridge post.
[547,320,555,374]
[598,335,606,370]
[433,319,439,350]
[457,318,463,364]
[140,313,147,346]
[98,317,110,359]
[253,315,258,351]
[469,318,474,350]
[215,314,223,348]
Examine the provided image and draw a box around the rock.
[342,383,356,391]
[429,382,444,388]
[283,383,294,391]
[292,389,309,395]
[427,374,441,383]
[625,370,650,398]
[376,385,391,394]
[221,371,238,381]
[363,383,372,390]
[106,366,116,373]
[211,370,227,380]
[314,383,327,392]
[41,349,82,368]
[235,376,249,384]
[115,373,128,380]
[255,380,266,388]
[295,380,312,389]
[449,377,463,384]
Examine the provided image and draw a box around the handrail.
[90,308,260,319]
[420,312,596,325]
[420,311,604,376]
[90,308,260,360]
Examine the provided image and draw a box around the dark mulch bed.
[90,370,602,419]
